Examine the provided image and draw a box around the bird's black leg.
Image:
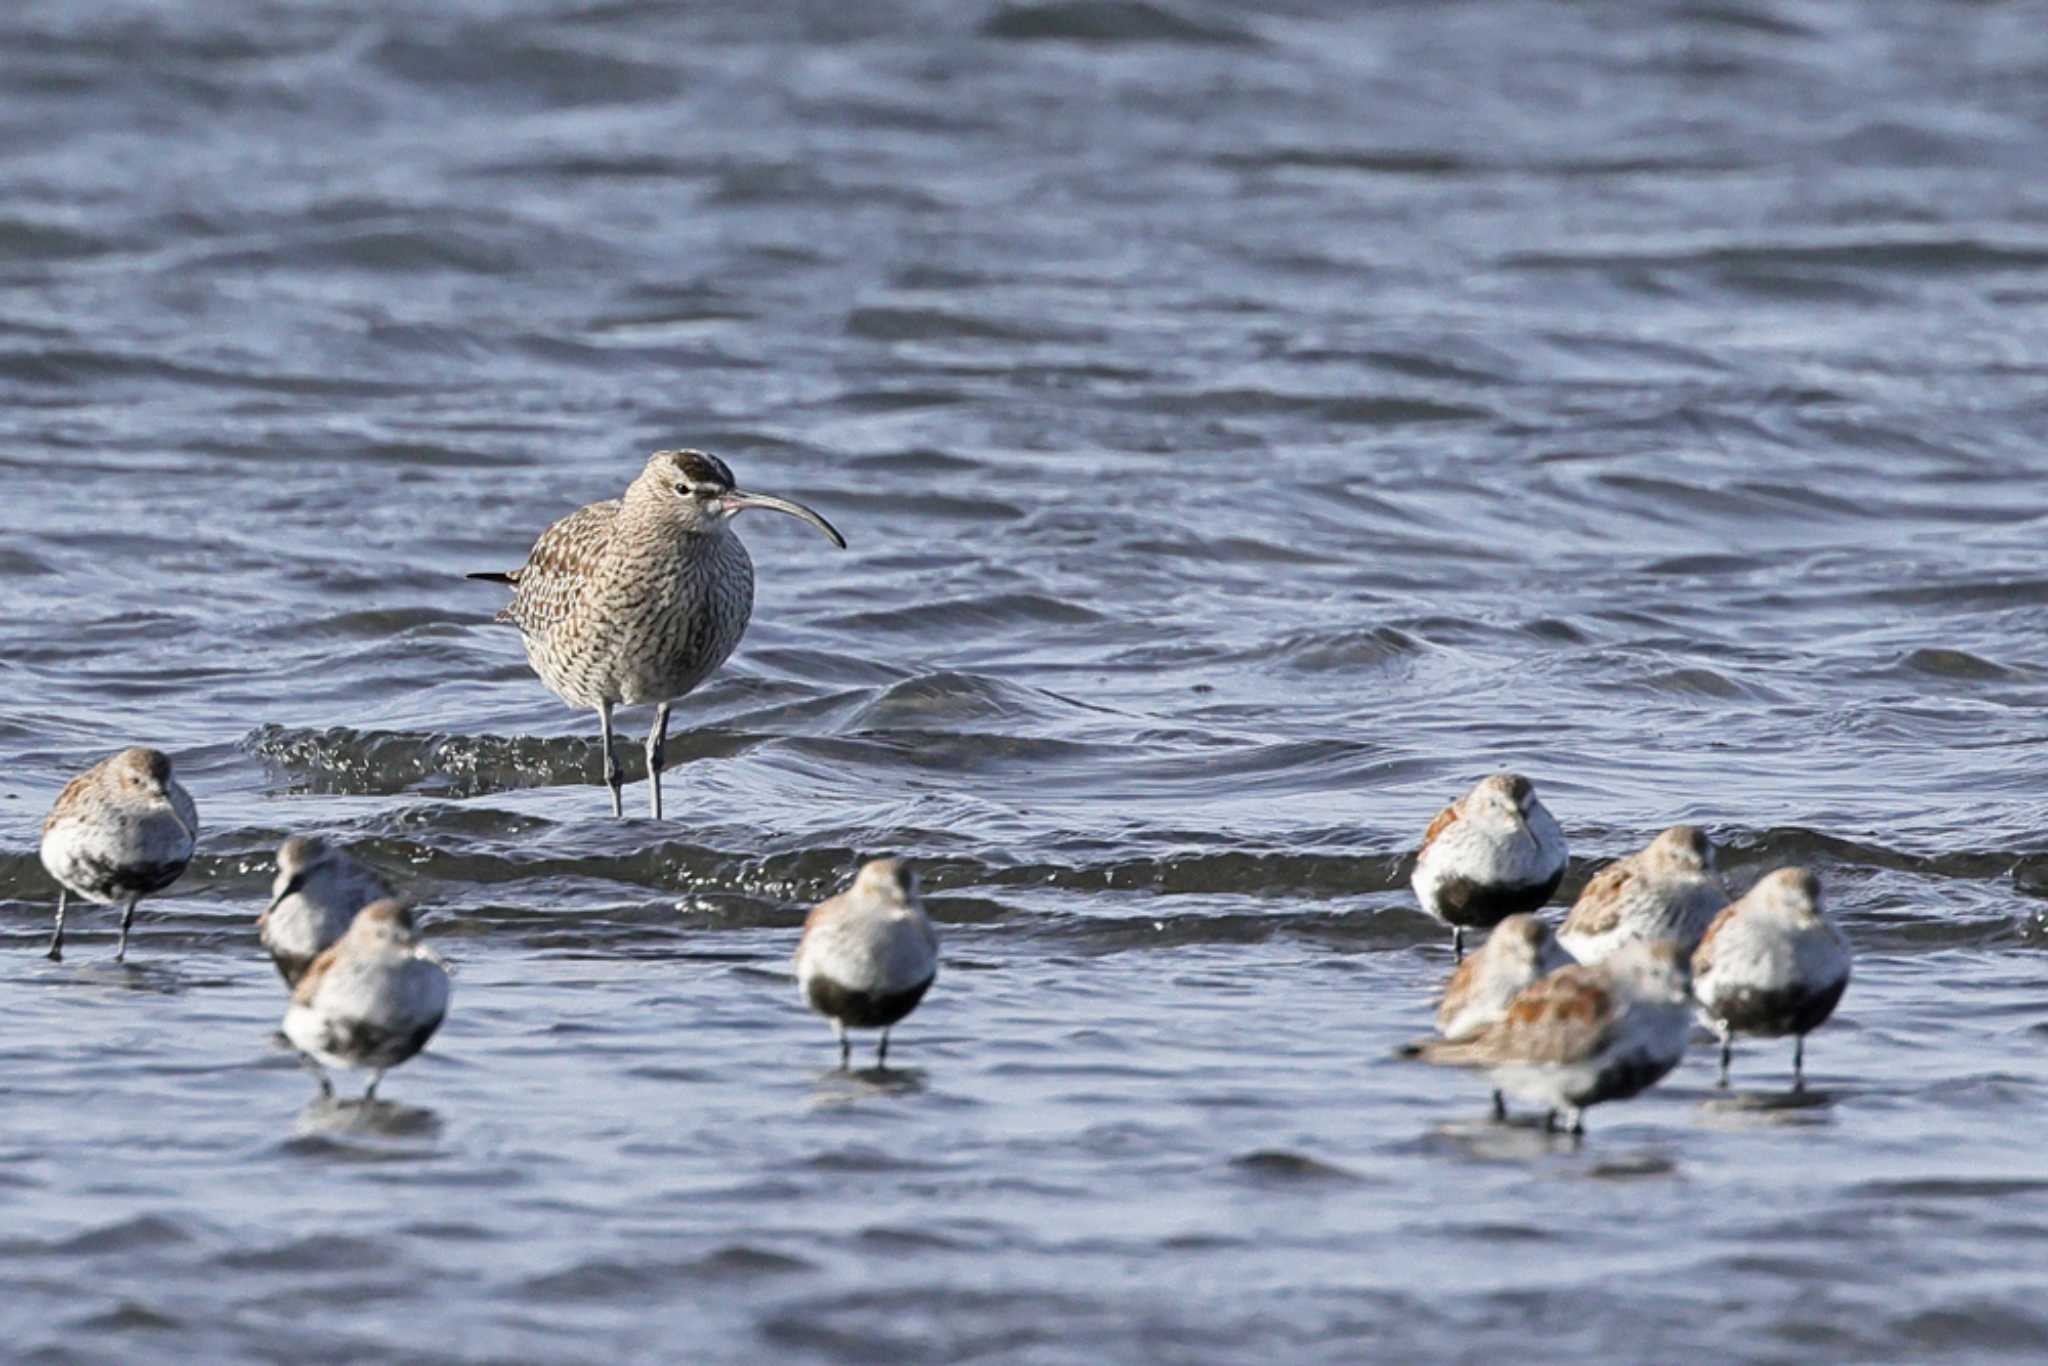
[1452,926,1464,963]
[1717,1035,1733,1089]
[878,1028,891,1069]
[646,702,671,821]
[365,1070,384,1103]
[116,897,138,963]
[835,1022,850,1070]
[46,888,65,961]
[1792,1035,1805,1093]
[597,702,624,819]
[1491,1089,1507,1122]
[298,1052,334,1099]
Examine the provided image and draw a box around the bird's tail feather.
[1396,1036,1483,1066]
[466,570,518,585]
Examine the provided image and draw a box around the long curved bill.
[723,489,847,549]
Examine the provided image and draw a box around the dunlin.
[1404,938,1693,1134]
[259,835,395,988]
[1434,912,1575,1119]
[1557,825,1727,964]
[794,858,938,1068]
[469,449,845,820]
[1691,867,1851,1090]
[38,747,198,962]
[283,899,451,1101]
[1410,773,1568,961]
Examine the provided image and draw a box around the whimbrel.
[1410,773,1568,962]
[39,747,198,962]
[1691,868,1851,1091]
[283,899,451,1102]
[794,858,938,1068]
[469,450,845,819]
[260,835,395,987]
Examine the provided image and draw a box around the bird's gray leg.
[877,1028,891,1068]
[646,702,671,821]
[834,1020,849,1070]
[1452,926,1464,963]
[1544,1109,1559,1133]
[46,888,65,961]
[116,897,138,963]
[1566,1108,1585,1137]
[365,1070,384,1103]
[1717,1032,1733,1089]
[597,702,624,819]
[1792,1035,1805,1093]
[1491,1089,1506,1122]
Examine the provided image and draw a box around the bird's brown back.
[501,499,622,635]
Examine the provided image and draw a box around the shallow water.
[5,0,2048,1359]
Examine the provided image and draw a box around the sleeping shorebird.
[259,835,395,988]
[1691,867,1851,1091]
[1433,913,1576,1119]
[1557,825,1727,964]
[283,900,451,1102]
[468,449,845,820]
[1404,938,1694,1135]
[39,747,198,962]
[794,858,938,1068]
[1410,773,1568,962]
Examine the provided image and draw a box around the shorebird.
[1691,867,1851,1091]
[1403,938,1694,1135]
[468,449,845,819]
[1432,913,1575,1119]
[283,899,451,1102]
[38,747,198,962]
[1557,825,1727,964]
[794,857,938,1068]
[1410,773,1568,962]
[259,835,395,988]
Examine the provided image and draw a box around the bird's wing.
[1561,858,1636,937]
[1434,951,1486,1035]
[1417,798,1462,859]
[1483,966,1621,1064]
[499,499,622,634]
[794,892,850,968]
[41,766,99,837]
[291,939,345,1007]
[1690,899,1745,980]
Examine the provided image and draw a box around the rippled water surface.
[6,1,2048,1359]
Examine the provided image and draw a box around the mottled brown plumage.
[471,450,845,819]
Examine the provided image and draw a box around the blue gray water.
[5,0,2048,1359]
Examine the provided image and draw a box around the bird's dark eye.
[675,483,695,497]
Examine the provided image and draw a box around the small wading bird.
[469,450,845,819]
[795,858,938,1068]
[283,899,451,1102]
[39,747,198,962]
[1410,773,1568,962]
[1432,913,1575,1119]
[1402,938,1695,1136]
[1691,867,1851,1091]
[1557,825,1728,964]
[259,835,395,987]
